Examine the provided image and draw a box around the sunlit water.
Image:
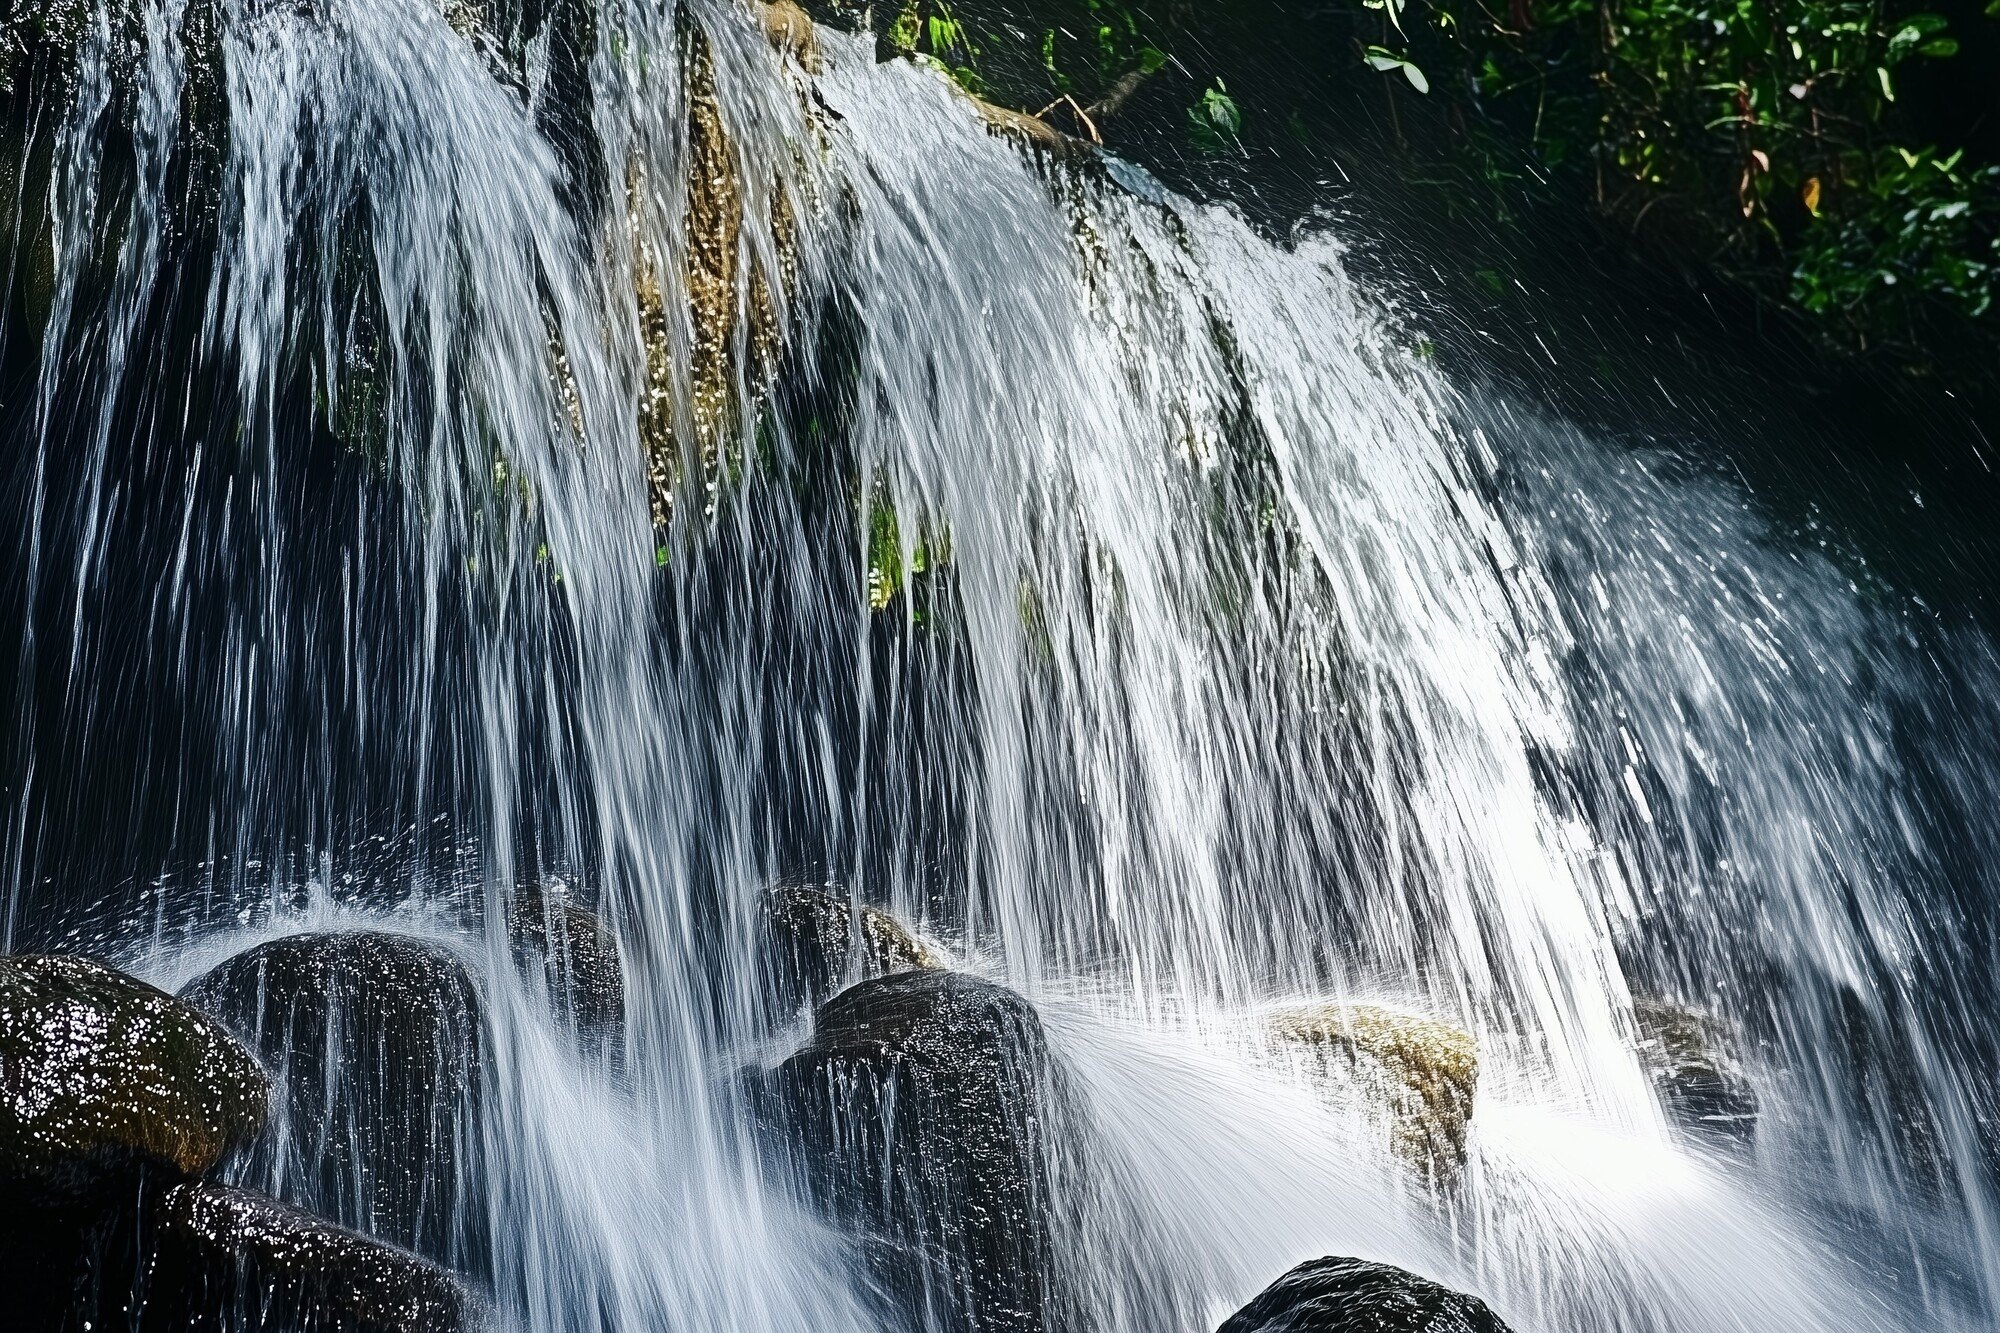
[4,0,1996,1329]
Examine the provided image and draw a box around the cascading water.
[2,0,1994,1330]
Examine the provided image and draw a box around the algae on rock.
[1269,1001,1479,1186]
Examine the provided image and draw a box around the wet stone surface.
[761,969,1070,1333]
[1632,999,1759,1146]
[509,885,626,1047]
[0,953,268,1183]
[138,1179,483,1333]
[758,883,946,1015]
[181,931,487,1272]
[1269,1002,1479,1186]
[1217,1257,1514,1333]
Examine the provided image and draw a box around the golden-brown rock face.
[1269,1001,1479,1187]
[757,0,821,72]
[631,22,803,529]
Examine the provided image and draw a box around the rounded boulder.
[181,931,485,1271]
[1218,1257,1513,1333]
[0,953,267,1186]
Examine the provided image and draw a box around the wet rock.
[509,885,625,1045]
[634,26,754,527]
[1269,1003,1478,1186]
[1218,1257,1512,1333]
[181,932,485,1271]
[0,954,267,1185]
[442,0,600,207]
[137,1180,481,1333]
[759,0,821,71]
[759,883,946,1014]
[5,1174,480,1333]
[762,970,1069,1333]
[1632,998,1758,1144]
[1,0,96,94]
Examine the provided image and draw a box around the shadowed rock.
[134,1180,482,1333]
[1632,998,1758,1145]
[181,932,485,1271]
[759,883,946,1015]
[1218,1257,1512,1333]
[1269,1003,1479,1185]
[0,954,267,1186]
[6,1174,479,1333]
[762,969,1069,1333]
[509,885,625,1047]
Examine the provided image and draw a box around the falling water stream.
[3,0,1996,1329]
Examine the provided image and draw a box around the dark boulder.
[181,932,485,1271]
[508,885,625,1046]
[10,1175,480,1333]
[133,1180,482,1333]
[758,883,945,1015]
[0,953,267,1186]
[1217,1258,1512,1333]
[0,954,271,1329]
[761,969,1069,1333]
[1632,999,1758,1145]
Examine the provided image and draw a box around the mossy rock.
[0,954,268,1184]
[508,885,625,1046]
[759,883,947,1015]
[758,970,1070,1333]
[1269,1002,1478,1186]
[1632,998,1757,1145]
[1218,1257,1512,1333]
[181,932,486,1271]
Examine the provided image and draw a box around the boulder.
[181,932,485,1271]
[1217,1257,1512,1333]
[0,954,267,1187]
[759,883,946,1014]
[760,970,1069,1333]
[6,1175,479,1333]
[1632,999,1757,1145]
[1268,1003,1478,1186]
[135,1180,481,1333]
[508,885,625,1046]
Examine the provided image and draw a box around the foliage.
[861,0,1999,372]
[1362,0,2000,356]
[1188,80,1243,148]
[867,490,950,612]
[884,0,985,92]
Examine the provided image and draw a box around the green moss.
[866,487,951,613]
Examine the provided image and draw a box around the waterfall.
[2,1,1994,1330]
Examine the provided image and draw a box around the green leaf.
[1877,66,1895,100]
[1362,46,1428,93]
[1189,82,1241,140]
